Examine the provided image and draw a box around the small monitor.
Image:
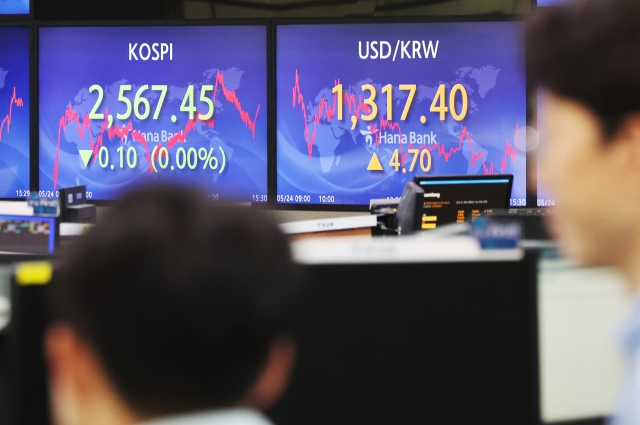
[59,185,96,224]
[59,185,87,208]
[414,174,513,230]
[0,215,56,255]
[38,24,268,202]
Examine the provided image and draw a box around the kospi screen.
[0,0,29,15]
[276,22,527,207]
[38,25,267,202]
[0,26,30,199]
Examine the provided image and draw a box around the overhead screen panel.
[276,22,527,207]
[38,25,268,202]
[0,26,30,199]
[0,0,29,15]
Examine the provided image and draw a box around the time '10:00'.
[277,195,335,203]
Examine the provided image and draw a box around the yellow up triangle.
[79,150,93,168]
[367,152,383,171]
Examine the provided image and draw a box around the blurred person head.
[45,185,299,425]
[528,0,640,281]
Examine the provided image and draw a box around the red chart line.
[53,70,260,189]
[293,70,385,158]
[0,87,24,142]
[292,70,520,174]
[427,124,520,175]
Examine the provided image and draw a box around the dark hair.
[527,0,640,137]
[51,185,299,416]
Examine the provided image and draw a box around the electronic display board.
[38,25,268,202]
[276,21,527,207]
[0,0,29,15]
[0,26,30,199]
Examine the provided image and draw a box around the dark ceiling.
[34,0,531,20]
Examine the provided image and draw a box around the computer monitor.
[0,25,30,199]
[0,0,29,15]
[276,20,527,208]
[0,215,56,255]
[38,23,268,202]
[414,174,513,230]
[269,250,540,425]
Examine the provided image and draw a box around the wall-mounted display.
[38,24,268,202]
[276,21,527,207]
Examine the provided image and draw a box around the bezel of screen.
[0,0,31,19]
[271,16,532,212]
[0,214,57,254]
[0,22,31,201]
[35,20,270,205]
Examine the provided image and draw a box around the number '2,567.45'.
[88,84,215,123]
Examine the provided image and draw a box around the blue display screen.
[0,0,29,15]
[0,26,30,199]
[38,26,268,202]
[537,91,556,207]
[537,0,570,6]
[276,22,527,207]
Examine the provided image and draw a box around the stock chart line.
[293,70,384,158]
[213,71,260,140]
[426,125,519,175]
[53,70,260,189]
[292,72,520,174]
[0,87,24,142]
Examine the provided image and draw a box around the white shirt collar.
[139,408,275,425]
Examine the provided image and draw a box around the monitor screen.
[0,0,29,15]
[0,26,30,199]
[414,175,513,229]
[276,21,527,207]
[537,0,572,6]
[0,215,56,254]
[38,25,268,202]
